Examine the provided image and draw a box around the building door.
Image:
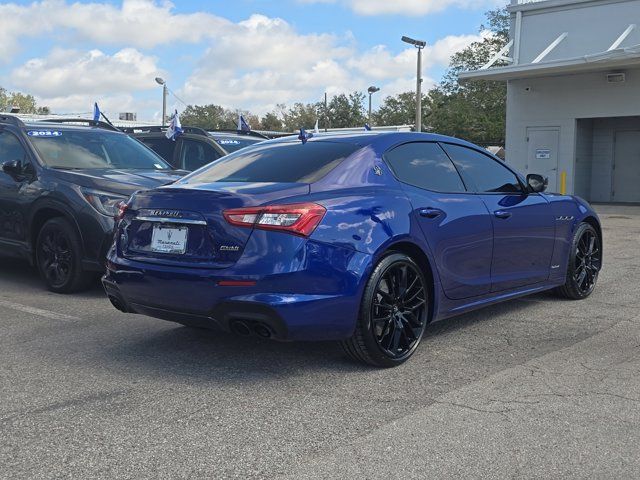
[526,127,559,192]
[613,131,640,203]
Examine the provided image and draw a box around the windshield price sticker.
[218,139,240,145]
[28,131,62,137]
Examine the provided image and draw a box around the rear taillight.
[223,202,326,237]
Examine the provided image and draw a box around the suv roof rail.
[209,129,270,140]
[0,114,26,128]
[41,118,120,132]
[119,125,209,136]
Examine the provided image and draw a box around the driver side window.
[441,143,523,194]
[0,131,28,165]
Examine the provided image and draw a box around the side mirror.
[527,173,548,193]
[2,159,23,178]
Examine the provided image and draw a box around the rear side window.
[179,141,359,184]
[179,138,222,171]
[141,137,176,164]
[441,143,523,194]
[384,142,466,193]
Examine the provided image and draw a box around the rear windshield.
[211,136,262,153]
[27,129,171,170]
[178,141,359,184]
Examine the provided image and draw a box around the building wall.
[512,0,640,64]
[505,66,640,196]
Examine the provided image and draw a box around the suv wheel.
[36,218,95,293]
[342,253,429,368]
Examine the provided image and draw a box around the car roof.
[22,121,110,131]
[261,131,484,151]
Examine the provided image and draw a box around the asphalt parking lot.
[1,205,639,479]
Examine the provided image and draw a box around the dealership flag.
[166,110,183,141]
[93,102,101,122]
[364,123,372,131]
[238,114,251,133]
[298,128,314,144]
[314,118,320,134]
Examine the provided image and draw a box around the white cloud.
[0,0,229,61]
[179,15,483,115]
[298,0,505,15]
[11,48,162,97]
[2,1,488,118]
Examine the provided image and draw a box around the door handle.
[419,207,443,219]
[494,210,512,219]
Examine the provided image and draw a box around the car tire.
[341,252,429,368]
[555,222,601,300]
[35,217,96,293]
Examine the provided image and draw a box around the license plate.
[151,225,188,254]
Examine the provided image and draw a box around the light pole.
[401,36,426,132]
[367,86,380,124]
[155,77,168,126]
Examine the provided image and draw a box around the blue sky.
[0,0,504,121]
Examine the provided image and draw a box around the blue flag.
[93,102,100,122]
[166,110,183,141]
[364,123,372,131]
[298,128,313,144]
[238,114,251,133]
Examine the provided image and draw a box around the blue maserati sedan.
[102,132,602,367]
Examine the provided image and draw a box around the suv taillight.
[223,203,326,237]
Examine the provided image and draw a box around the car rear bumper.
[102,242,371,341]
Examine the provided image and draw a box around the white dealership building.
[461,0,640,203]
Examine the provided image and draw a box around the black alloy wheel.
[36,218,95,293]
[556,222,601,300]
[342,253,429,367]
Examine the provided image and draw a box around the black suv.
[125,126,267,171]
[0,115,186,293]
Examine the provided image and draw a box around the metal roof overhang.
[459,44,640,81]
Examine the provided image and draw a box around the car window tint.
[142,137,176,164]
[180,139,222,171]
[179,141,359,184]
[384,142,466,193]
[0,131,27,164]
[442,143,522,194]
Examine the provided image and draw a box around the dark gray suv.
[0,116,186,292]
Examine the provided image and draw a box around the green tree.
[180,104,236,130]
[261,111,283,131]
[327,92,366,128]
[0,87,49,114]
[281,102,320,132]
[372,91,428,127]
[426,7,509,144]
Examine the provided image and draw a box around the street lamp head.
[401,36,426,48]
[368,86,380,94]
[155,77,166,86]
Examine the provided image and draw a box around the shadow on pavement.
[0,257,105,298]
[96,292,547,381]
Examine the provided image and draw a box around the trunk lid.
[120,182,310,267]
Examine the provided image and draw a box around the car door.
[441,143,555,292]
[0,129,35,245]
[177,137,223,171]
[384,142,493,299]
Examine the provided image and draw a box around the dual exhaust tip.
[230,319,273,339]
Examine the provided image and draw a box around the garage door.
[613,131,640,203]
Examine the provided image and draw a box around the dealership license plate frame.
[150,224,189,255]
